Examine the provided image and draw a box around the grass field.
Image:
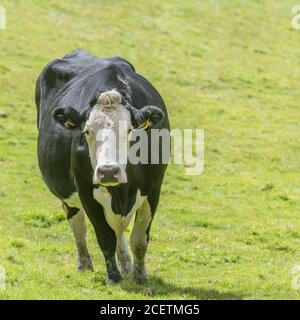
[1,0,300,299]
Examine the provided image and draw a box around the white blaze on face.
[83,90,132,185]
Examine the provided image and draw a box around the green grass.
[1,0,300,299]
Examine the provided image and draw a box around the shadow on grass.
[120,275,243,300]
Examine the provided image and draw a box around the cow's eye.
[83,129,89,135]
[128,128,132,134]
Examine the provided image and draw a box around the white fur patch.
[62,196,93,271]
[130,199,152,255]
[93,187,146,237]
[117,233,133,273]
[130,199,152,283]
[68,208,87,247]
[64,192,81,208]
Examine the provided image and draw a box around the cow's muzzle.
[95,165,123,186]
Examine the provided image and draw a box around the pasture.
[0,0,300,299]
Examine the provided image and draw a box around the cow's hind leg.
[117,233,133,274]
[62,202,93,271]
[130,199,153,284]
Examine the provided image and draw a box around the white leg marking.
[130,199,152,283]
[117,233,133,274]
[68,209,93,271]
[63,194,93,271]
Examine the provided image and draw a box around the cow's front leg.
[117,233,133,274]
[62,202,93,271]
[82,201,122,283]
[92,217,121,284]
[130,199,153,284]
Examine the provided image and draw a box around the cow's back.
[36,50,136,125]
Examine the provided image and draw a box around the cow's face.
[83,91,131,186]
[53,90,165,187]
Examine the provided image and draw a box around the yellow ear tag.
[65,119,76,128]
[138,119,150,130]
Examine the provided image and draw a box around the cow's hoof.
[120,260,133,274]
[106,272,123,285]
[133,268,148,284]
[77,256,94,272]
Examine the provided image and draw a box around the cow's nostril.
[112,167,121,178]
[97,167,105,178]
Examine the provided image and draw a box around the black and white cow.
[36,49,170,283]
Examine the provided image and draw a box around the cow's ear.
[53,107,81,129]
[136,106,165,130]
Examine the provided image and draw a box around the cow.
[36,49,170,284]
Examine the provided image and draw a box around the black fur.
[63,202,80,220]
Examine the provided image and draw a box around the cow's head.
[53,90,165,187]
